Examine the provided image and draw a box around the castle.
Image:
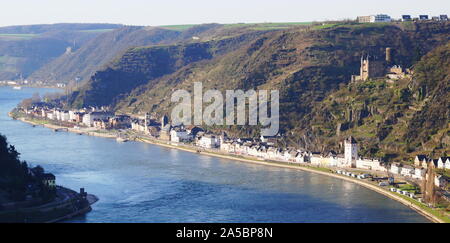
[351,55,386,82]
[351,47,408,83]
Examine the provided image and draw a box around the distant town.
[11,93,449,207]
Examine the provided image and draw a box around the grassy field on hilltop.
[158,24,199,31]
[78,29,116,33]
[0,33,39,40]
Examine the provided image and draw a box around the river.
[0,86,429,222]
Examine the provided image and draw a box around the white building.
[390,163,402,175]
[435,175,448,188]
[295,152,309,163]
[413,167,426,180]
[266,147,283,160]
[344,136,358,168]
[400,165,415,177]
[356,159,386,172]
[197,135,220,149]
[60,111,70,122]
[373,14,391,22]
[357,14,391,23]
[437,157,449,169]
[170,129,192,143]
[69,111,77,121]
[41,109,48,118]
[83,111,113,127]
[220,141,235,153]
[414,155,428,168]
[47,112,54,120]
[54,110,61,120]
[310,153,322,166]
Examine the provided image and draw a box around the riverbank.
[0,84,64,90]
[45,194,98,223]
[0,186,98,223]
[11,115,448,223]
[137,137,447,223]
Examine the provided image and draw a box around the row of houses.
[24,105,131,130]
[357,14,448,23]
[22,104,448,188]
[414,155,450,170]
[219,136,387,172]
[389,156,449,186]
[390,163,426,180]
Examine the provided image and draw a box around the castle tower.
[344,136,358,168]
[144,112,150,130]
[161,115,169,130]
[385,47,392,63]
[360,55,370,81]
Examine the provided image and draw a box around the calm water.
[0,86,429,223]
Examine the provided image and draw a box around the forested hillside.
[64,21,450,161]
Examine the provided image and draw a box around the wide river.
[0,86,429,222]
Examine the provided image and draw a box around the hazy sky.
[1,0,449,27]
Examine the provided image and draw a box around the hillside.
[0,23,122,80]
[28,23,257,85]
[66,29,272,108]
[303,42,449,162]
[66,22,450,162]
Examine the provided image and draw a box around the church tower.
[344,136,358,168]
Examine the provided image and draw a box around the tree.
[422,161,437,205]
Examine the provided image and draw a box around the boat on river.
[116,137,128,143]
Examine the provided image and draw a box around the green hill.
[65,22,450,162]
[28,23,290,86]
[0,23,122,80]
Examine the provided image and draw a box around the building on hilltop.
[357,14,391,23]
[351,47,411,83]
[402,15,412,21]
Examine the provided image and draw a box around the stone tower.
[344,136,358,168]
[385,47,392,63]
[360,56,370,81]
[144,112,150,130]
[161,115,169,129]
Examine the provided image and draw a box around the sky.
[1,0,449,27]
